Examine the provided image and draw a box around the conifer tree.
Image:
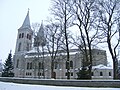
[2,51,14,77]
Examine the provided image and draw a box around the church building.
[13,11,113,79]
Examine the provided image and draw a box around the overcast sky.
[0,0,51,62]
[0,0,115,67]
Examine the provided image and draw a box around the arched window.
[109,72,111,76]
[27,62,32,69]
[71,72,73,76]
[18,42,21,51]
[27,34,29,39]
[70,61,73,69]
[26,43,29,51]
[54,62,58,69]
[52,72,56,79]
[66,61,69,69]
[29,72,32,76]
[38,72,41,76]
[27,63,29,69]
[27,34,31,40]
[100,72,103,76]
[30,62,32,69]
[22,33,24,38]
[39,62,44,69]
[29,35,31,40]
[16,59,19,68]
[19,33,21,39]
[39,62,41,69]
[91,72,94,76]
[26,72,28,76]
[41,62,44,69]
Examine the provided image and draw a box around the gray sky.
[0,0,51,62]
[0,0,115,67]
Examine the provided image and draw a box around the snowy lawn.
[0,81,119,90]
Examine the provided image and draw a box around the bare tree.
[45,20,63,79]
[71,0,99,79]
[97,0,120,79]
[32,22,46,78]
[51,0,74,79]
[31,22,41,78]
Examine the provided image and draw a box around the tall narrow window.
[65,72,68,76]
[41,62,44,69]
[66,61,69,69]
[30,62,32,69]
[91,72,94,76]
[70,61,73,69]
[54,62,58,69]
[109,72,111,76]
[38,72,41,76]
[29,72,32,76]
[27,63,29,69]
[18,43,21,51]
[16,59,19,68]
[100,72,103,76]
[26,43,29,51]
[71,72,73,76]
[38,62,44,69]
[39,62,41,69]
[19,33,21,39]
[22,33,24,38]
[27,34,29,39]
[29,35,31,40]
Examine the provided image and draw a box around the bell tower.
[15,10,33,54]
[13,10,33,77]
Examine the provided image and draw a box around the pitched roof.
[19,10,31,29]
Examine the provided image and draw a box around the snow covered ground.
[0,81,119,90]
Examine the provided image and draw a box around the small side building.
[92,64,113,80]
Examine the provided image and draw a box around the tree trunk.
[64,2,70,79]
[51,59,54,78]
[107,33,118,79]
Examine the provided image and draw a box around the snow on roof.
[25,48,79,58]
[92,64,112,70]
[27,47,38,54]
[25,52,78,58]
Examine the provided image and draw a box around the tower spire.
[37,21,44,38]
[19,9,31,29]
